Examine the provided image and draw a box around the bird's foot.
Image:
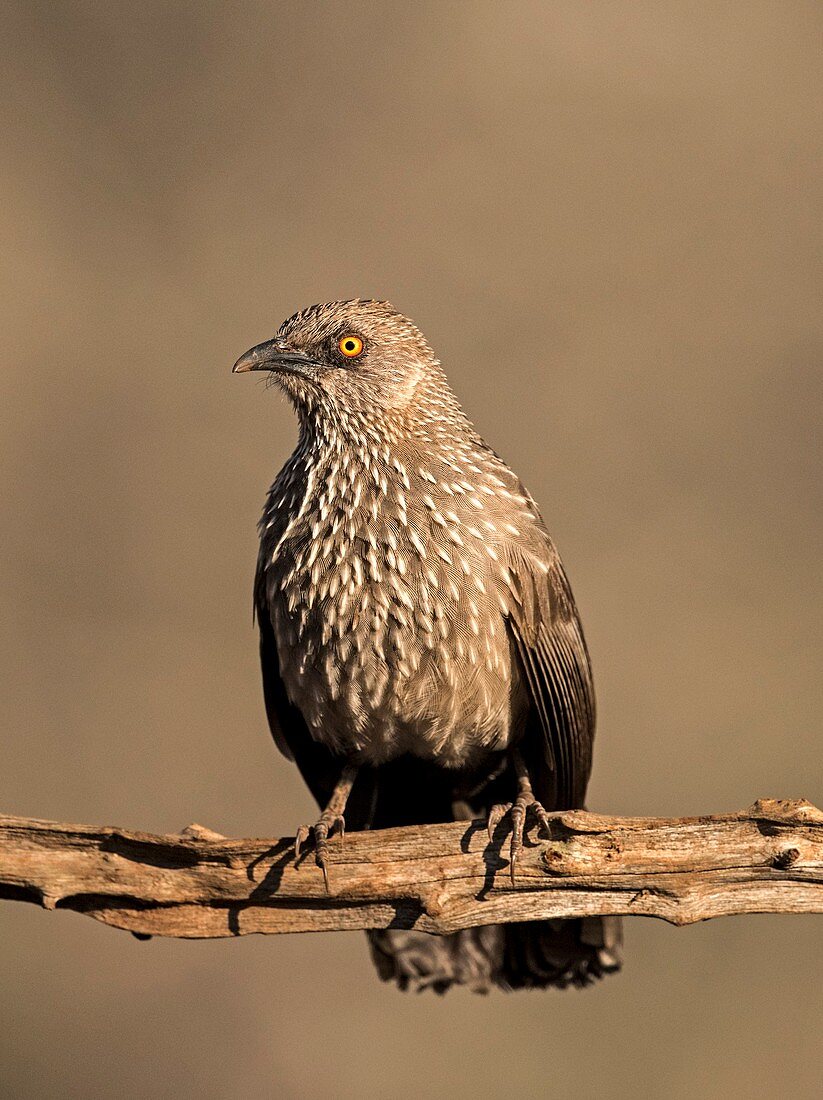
[487,795,551,883]
[293,764,358,894]
[294,809,346,893]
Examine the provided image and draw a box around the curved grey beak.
[232,338,319,375]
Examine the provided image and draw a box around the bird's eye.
[337,334,364,359]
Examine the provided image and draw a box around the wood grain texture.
[1,799,821,939]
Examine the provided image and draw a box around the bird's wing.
[503,533,596,810]
[253,555,343,810]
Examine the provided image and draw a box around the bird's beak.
[232,338,320,376]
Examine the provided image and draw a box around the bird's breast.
[259,449,536,766]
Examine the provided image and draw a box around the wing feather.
[254,556,342,809]
[505,542,595,810]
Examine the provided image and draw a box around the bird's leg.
[487,750,552,884]
[294,764,358,892]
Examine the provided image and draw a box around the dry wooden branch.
[1,799,822,939]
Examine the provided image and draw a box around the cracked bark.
[1,799,821,939]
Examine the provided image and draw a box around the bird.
[233,299,622,992]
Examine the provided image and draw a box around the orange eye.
[337,334,364,358]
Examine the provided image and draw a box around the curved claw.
[487,802,512,841]
[294,824,310,860]
[532,804,552,837]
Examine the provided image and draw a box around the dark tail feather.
[500,915,623,990]
[366,915,622,994]
[367,926,504,994]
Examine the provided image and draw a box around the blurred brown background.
[1,2,821,1097]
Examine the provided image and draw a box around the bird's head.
[233,300,442,426]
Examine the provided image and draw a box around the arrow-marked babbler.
[233,300,622,992]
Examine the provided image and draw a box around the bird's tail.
[366,915,622,994]
[499,914,623,990]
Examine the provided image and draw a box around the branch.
[1,799,822,939]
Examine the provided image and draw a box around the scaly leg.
[295,764,358,892]
[487,750,552,884]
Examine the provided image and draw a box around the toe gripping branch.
[487,750,552,883]
[294,764,358,892]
